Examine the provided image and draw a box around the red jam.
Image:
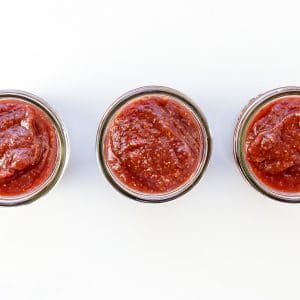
[104,94,203,194]
[0,99,58,196]
[245,96,300,192]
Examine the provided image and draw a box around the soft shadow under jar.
[0,90,69,206]
[97,86,212,203]
[234,86,300,203]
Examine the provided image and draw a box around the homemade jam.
[104,94,203,194]
[0,99,58,196]
[245,95,300,193]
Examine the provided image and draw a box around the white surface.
[0,0,300,299]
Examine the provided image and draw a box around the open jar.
[0,90,69,206]
[234,86,300,202]
[96,86,212,203]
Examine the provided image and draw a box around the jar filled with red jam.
[234,86,300,202]
[0,90,69,206]
[97,86,212,202]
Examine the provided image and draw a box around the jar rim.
[0,90,70,206]
[234,86,300,203]
[96,85,212,203]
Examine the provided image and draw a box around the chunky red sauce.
[104,94,203,194]
[245,96,300,192]
[0,99,58,196]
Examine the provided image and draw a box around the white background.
[0,0,300,299]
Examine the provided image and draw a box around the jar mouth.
[96,86,212,203]
[234,86,300,203]
[0,90,70,206]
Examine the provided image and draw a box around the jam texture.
[0,99,58,196]
[245,96,300,192]
[104,94,203,194]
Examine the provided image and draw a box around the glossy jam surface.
[245,95,300,192]
[104,94,203,194]
[0,99,58,196]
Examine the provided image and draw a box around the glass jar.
[96,86,212,203]
[234,86,300,202]
[0,90,70,206]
